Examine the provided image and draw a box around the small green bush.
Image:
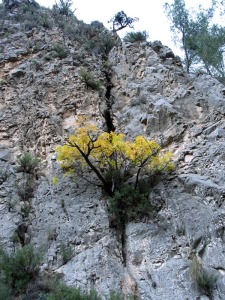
[16,152,40,174]
[53,43,68,59]
[52,0,74,17]
[0,282,12,300]
[21,202,31,218]
[47,283,100,300]
[14,3,53,30]
[123,31,149,43]
[80,69,102,90]
[107,292,138,300]
[59,243,73,264]
[17,179,34,202]
[190,256,217,296]
[0,168,7,184]
[0,244,42,295]
[109,184,152,229]
[85,33,119,56]
[107,292,122,300]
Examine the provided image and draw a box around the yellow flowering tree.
[56,122,174,196]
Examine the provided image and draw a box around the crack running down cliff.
[103,69,115,133]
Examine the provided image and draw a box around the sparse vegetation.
[0,244,42,295]
[17,179,35,202]
[15,2,54,30]
[52,0,74,17]
[47,283,100,300]
[16,152,40,175]
[84,31,119,57]
[16,152,40,221]
[109,11,139,33]
[123,31,149,43]
[52,176,59,185]
[190,256,218,296]
[59,243,73,264]
[109,184,153,229]
[0,281,12,300]
[107,292,138,300]
[0,168,7,184]
[80,70,102,90]
[53,43,68,59]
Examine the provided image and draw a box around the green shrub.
[59,243,73,264]
[52,0,74,17]
[85,33,119,56]
[17,179,34,202]
[107,292,122,300]
[190,256,217,296]
[11,231,21,244]
[38,11,53,29]
[47,283,100,300]
[0,168,7,184]
[31,59,42,71]
[16,152,40,174]
[0,244,42,295]
[123,31,149,43]
[53,43,68,59]
[15,3,53,30]
[80,69,102,90]
[21,202,31,218]
[107,292,138,300]
[0,282,12,300]
[109,184,152,228]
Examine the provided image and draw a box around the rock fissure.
[103,69,115,133]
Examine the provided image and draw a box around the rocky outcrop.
[1,2,225,299]
[3,0,38,10]
[108,42,225,299]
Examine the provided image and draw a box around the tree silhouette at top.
[109,11,139,33]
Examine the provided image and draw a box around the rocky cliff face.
[1,1,225,299]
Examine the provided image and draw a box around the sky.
[36,0,213,56]
[0,0,214,56]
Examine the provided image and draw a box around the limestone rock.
[1,5,225,299]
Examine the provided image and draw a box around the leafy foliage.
[165,0,225,76]
[16,152,40,174]
[109,11,139,33]
[56,121,174,196]
[189,19,225,76]
[0,244,42,295]
[123,31,149,43]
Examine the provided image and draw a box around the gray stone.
[0,149,11,161]
[10,68,26,77]
[1,11,225,299]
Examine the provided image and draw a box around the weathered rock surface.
[1,2,225,299]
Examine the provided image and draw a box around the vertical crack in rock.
[121,226,127,266]
[103,70,115,133]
